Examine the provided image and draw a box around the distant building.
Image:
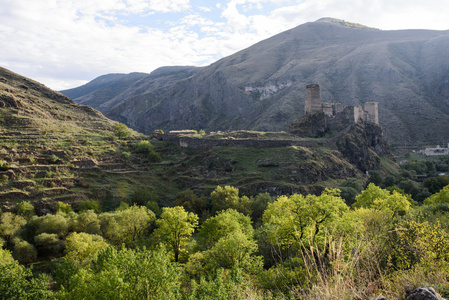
[420,144,449,156]
[304,84,379,125]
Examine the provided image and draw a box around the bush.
[15,201,35,219]
[78,199,101,213]
[135,140,153,153]
[112,123,132,139]
[148,149,161,162]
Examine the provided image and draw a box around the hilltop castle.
[305,84,379,125]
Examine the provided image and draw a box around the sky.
[1,0,449,91]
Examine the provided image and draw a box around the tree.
[0,212,26,246]
[198,209,253,250]
[99,205,155,247]
[262,189,348,249]
[64,232,109,265]
[112,122,132,139]
[154,206,198,262]
[353,183,411,216]
[204,230,262,274]
[210,185,251,215]
[424,184,449,205]
[59,247,182,300]
[15,201,35,219]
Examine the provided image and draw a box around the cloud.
[1,0,448,90]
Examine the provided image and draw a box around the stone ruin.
[305,84,378,125]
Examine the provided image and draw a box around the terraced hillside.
[1,66,398,214]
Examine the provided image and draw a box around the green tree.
[262,189,348,249]
[99,205,155,247]
[0,212,26,246]
[13,240,38,264]
[65,232,109,265]
[424,184,449,205]
[112,122,132,139]
[34,233,64,257]
[204,230,263,274]
[353,183,411,216]
[210,185,251,215]
[15,201,35,220]
[0,260,52,299]
[198,209,253,250]
[58,247,182,300]
[154,206,198,262]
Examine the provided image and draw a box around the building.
[420,144,449,156]
[304,84,379,125]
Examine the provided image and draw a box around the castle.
[305,84,379,125]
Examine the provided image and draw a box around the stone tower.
[304,84,322,115]
[364,102,379,124]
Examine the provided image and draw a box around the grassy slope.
[0,66,397,213]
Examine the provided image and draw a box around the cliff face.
[335,122,392,172]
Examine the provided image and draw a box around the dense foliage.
[1,182,449,299]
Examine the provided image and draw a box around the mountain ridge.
[61,19,449,147]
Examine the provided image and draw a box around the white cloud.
[1,0,448,90]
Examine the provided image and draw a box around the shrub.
[0,160,10,171]
[78,199,101,213]
[15,201,35,219]
[148,149,161,162]
[112,123,132,139]
[135,140,153,153]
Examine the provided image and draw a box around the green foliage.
[424,184,449,205]
[129,186,157,206]
[135,140,153,153]
[64,232,109,265]
[34,233,64,257]
[15,201,35,219]
[58,247,182,300]
[13,240,38,264]
[199,129,206,135]
[263,189,348,249]
[0,212,27,245]
[154,206,198,262]
[0,160,10,171]
[120,151,131,160]
[199,209,253,250]
[204,230,263,274]
[112,122,132,139]
[99,205,155,248]
[147,148,161,162]
[56,201,73,213]
[0,260,53,299]
[352,183,412,216]
[174,189,209,222]
[78,199,101,213]
[392,220,449,269]
[211,185,252,215]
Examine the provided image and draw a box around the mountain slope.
[62,18,449,147]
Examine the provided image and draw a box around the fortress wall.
[178,136,320,149]
[154,132,320,149]
[364,102,379,124]
[305,84,322,114]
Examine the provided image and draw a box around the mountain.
[61,18,449,148]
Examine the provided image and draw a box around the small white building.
[421,143,449,156]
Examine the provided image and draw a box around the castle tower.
[304,84,322,115]
[364,102,379,124]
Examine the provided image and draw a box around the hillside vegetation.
[2,68,449,299]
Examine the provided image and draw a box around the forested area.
[1,180,449,299]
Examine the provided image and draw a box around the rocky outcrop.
[335,122,392,172]
[405,287,446,300]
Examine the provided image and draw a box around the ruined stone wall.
[364,102,379,124]
[154,132,320,149]
[305,84,322,115]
